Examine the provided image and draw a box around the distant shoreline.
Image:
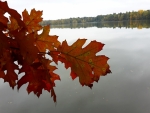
[46,20,150,29]
[41,9,150,26]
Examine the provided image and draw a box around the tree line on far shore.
[49,20,150,29]
[41,10,150,25]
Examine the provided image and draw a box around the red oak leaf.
[7,16,19,31]
[17,59,59,102]
[58,39,111,87]
[22,9,43,33]
[0,50,19,89]
[36,25,61,52]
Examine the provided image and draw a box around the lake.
[0,22,150,113]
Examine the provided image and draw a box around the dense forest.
[49,20,150,29]
[41,10,150,25]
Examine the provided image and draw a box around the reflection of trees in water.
[49,20,150,29]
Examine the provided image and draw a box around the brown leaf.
[22,9,43,33]
[7,16,19,31]
[0,1,25,27]
[58,39,111,87]
[36,25,61,52]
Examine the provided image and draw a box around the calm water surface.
[0,26,150,113]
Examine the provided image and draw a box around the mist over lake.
[0,21,150,113]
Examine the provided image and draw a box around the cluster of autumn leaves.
[0,1,111,102]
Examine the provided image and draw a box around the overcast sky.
[5,0,150,20]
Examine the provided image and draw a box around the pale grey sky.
[5,0,150,20]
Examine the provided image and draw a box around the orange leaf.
[22,9,43,33]
[36,25,60,52]
[18,60,59,101]
[58,39,111,87]
[7,16,19,31]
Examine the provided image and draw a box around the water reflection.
[0,25,150,113]
[50,20,150,29]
